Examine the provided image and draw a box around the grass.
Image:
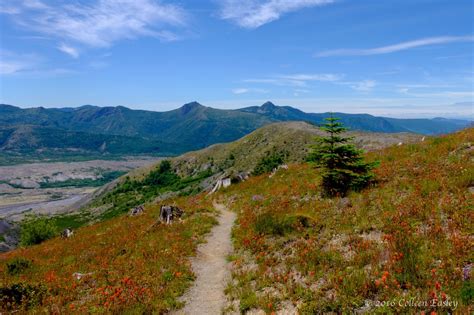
[92,161,213,220]
[1,128,472,313]
[0,195,218,313]
[220,128,473,314]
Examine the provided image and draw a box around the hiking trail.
[174,202,236,315]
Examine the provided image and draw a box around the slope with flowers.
[0,195,218,313]
[0,127,472,314]
[220,128,473,314]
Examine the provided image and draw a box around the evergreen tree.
[308,115,378,197]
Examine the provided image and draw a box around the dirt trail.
[174,202,236,315]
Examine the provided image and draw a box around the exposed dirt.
[174,203,236,315]
[0,158,159,221]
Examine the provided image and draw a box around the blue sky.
[0,0,473,118]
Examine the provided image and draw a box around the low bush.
[253,213,294,236]
[6,258,32,276]
[252,151,287,176]
[20,216,57,246]
[0,283,46,311]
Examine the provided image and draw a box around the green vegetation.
[39,171,126,188]
[49,212,92,231]
[6,257,32,276]
[222,128,473,313]
[253,213,295,236]
[309,115,378,196]
[252,150,287,176]
[96,160,213,220]
[1,103,467,165]
[20,216,57,246]
[0,283,47,311]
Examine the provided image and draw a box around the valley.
[0,158,160,222]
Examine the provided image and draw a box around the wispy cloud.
[398,87,474,98]
[350,80,376,92]
[232,87,269,94]
[1,0,187,57]
[244,73,343,87]
[57,43,79,58]
[315,35,474,57]
[218,0,334,29]
[279,73,341,82]
[0,50,37,75]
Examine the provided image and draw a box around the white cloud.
[398,88,474,98]
[0,50,37,75]
[244,73,343,87]
[232,87,268,94]
[315,35,474,57]
[0,61,28,75]
[57,43,79,58]
[232,88,249,94]
[350,80,376,92]
[218,0,334,29]
[1,0,187,57]
[279,73,341,82]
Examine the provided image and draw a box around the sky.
[0,0,473,119]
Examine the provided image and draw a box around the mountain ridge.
[0,102,470,157]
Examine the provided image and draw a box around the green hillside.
[0,102,469,162]
[0,125,171,165]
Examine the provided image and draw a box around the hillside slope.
[143,121,421,179]
[0,125,167,155]
[84,122,420,222]
[0,103,275,153]
[221,128,473,314]
[0,128,471,313]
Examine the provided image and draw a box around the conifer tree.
[308,115,378,197]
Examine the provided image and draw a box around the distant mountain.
[0,102,274,153]
[0,125,167,155]
[0,102,470,159]
[239,101,469,134]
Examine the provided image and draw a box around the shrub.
[460,280,473,305]
[254,213,294,236]
[252,151,287,176]
[20,215,57,246]
[6,258,32,276]
[0,283,46,311]
[239,290,258,312]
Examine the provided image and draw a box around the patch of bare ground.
[173,203,236,315]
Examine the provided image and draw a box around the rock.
[129,204,145,216]
[231,172,249,184]
[61,228,74,238]
[0,219,19,252]
[463,263,471,281]
[338,197,352,208]
[73,272,93,280]
[277,300,298,315]
[468,187,474,194]
[252,195,265,201]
